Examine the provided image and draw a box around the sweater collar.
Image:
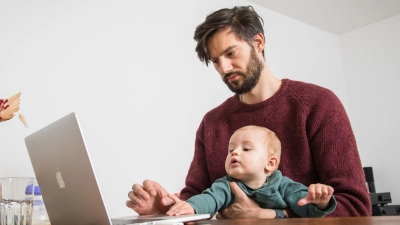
[233,79,290,111]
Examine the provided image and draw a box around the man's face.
[206,28,264,94]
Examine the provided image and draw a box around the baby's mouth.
[230,158,240,165]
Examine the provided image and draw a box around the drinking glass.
[0,177,35,225]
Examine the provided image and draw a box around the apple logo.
[56,167,65,189]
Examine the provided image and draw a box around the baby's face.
[225,128,270,181]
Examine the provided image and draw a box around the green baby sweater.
[186,170,336,217]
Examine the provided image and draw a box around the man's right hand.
[126,180,174,215]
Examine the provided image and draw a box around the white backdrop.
[339,14,400,205]
[1,0,398,217]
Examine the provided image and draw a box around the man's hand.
[166,194,195,216]
[297,183,334,210]
[216,182,277,219]
[126,180,174,215]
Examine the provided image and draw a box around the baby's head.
[225,125,281,182]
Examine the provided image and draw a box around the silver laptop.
[25,112,210,225]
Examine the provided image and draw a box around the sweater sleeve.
[180,119,212,200]
[281,177,337,217]
[304,89,371,216]
[186,177,233,215]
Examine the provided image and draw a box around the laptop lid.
[25,112,113,225]
[25,112,210,225]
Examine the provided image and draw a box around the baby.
[167,125,336,218]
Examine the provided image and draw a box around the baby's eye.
[229,149,234,153]
[243,148,251,151]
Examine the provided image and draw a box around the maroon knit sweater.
[180,79,371,217]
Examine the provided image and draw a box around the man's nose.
[218,58,233,75]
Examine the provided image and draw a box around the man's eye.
[211,60,218,65]
[228,51,235,56]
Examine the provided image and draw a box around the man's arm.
[180,120,212,200]
[307,90,371,216]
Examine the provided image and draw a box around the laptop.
[25,112,210,225]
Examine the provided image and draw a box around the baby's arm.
[297,183,334,210]
[166,194,195,216]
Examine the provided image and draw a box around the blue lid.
[25,184,41,195]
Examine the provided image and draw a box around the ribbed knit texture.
[180,79,371,217]
[187,170,336,217]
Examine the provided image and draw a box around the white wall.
[1,0,350,217]
[339,15,400,204]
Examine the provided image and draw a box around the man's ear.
[253,32,265,53]
[265,155,278,172]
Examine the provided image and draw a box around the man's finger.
[126,200,135,209]
[215,212,224,220]
[229,182,247,201]
[143,180,158,197]
[132,183,150,201]
[130,184,148,202]
[126,199,146,212]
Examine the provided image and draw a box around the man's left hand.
[216,182,278,219]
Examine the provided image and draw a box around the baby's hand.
[166,194,195,216]
[297,183,334,210]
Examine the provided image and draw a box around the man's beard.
[223,47,264,95]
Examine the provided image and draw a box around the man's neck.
[240,67,282,105]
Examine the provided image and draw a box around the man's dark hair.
[194,5,264,66]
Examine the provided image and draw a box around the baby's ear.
[265,156,278,172]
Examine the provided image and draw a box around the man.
[127,5,371,218]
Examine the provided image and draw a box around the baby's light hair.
[234,125,282,160]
